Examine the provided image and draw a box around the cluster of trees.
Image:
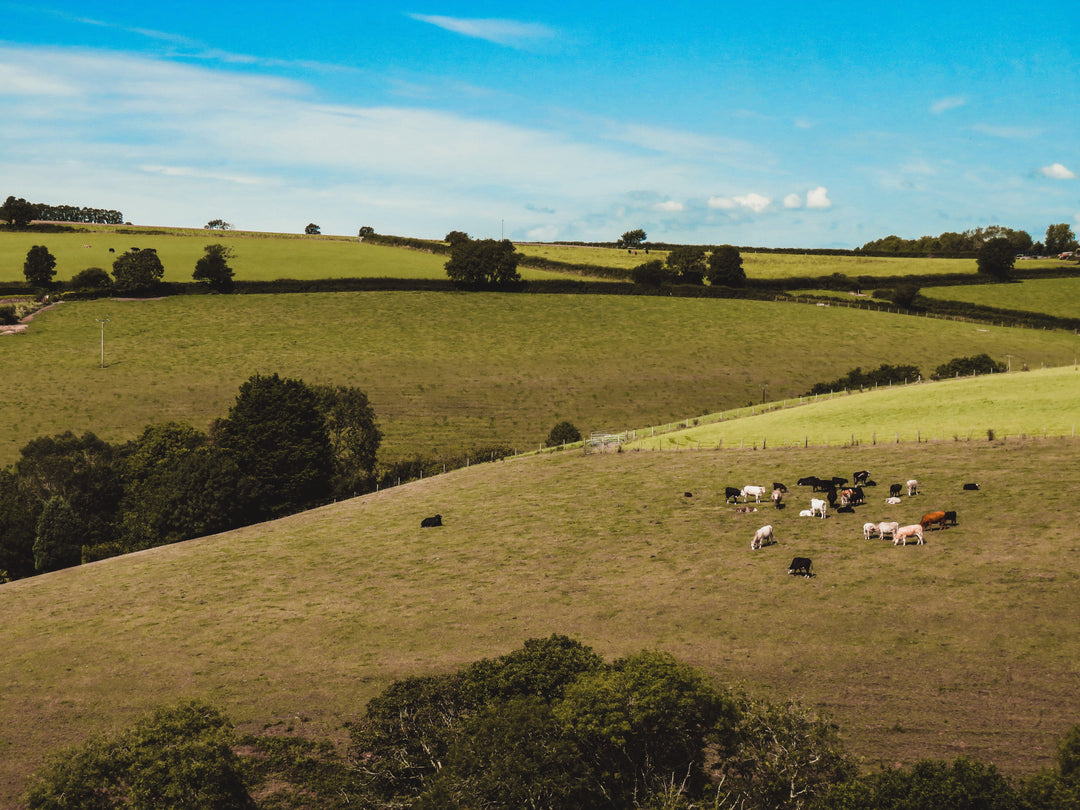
[860,224,1078,259]
[804,355,1009,396]
[0,373,381,581]
[23,636,1080,809]
[1,196,123,227]
[443,231,523,289]
[21,244,236,294]
[632,245,746,287]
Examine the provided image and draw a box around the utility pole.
[95,317,110,368]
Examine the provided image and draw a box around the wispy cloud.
[930,96,966,114]
[708,193,771,213]
[973,123,1043,140]
[653,200,684,212]
[1039,162,1076,180]
[408,14,556,47]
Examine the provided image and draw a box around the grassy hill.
[922,276,1080,320]
[2,293,1079,467]
[2,428,1078,807]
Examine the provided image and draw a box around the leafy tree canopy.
[444,230,470,246]
[310,383,382,498]
[619,228,647,247]
[707,244,745,287]
[70,266,112,290]
[1045,223,1078,256]
[665,246,707,284]
[0,195,35,227]
[933,354,1007,378]
[23,245,57,288]
[445,238,523,289]
[111,248,165,295]
[546,421,582,447]
[976,236,1016,281]
[631,259,672,287]
[305,222,321,235]
[193,243,236,293]
[204,218,233,230]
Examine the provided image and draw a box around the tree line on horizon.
[1,195,123,227]
[857,224,1078,258]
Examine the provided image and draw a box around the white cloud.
[654,200,684,212]
[1040,163,1076,180]
[931,96,967,114]
[973,123,1043,140]
[783,193,803,208]
[707,196,737,210]
[733,192,771,213]
[408,14,556,47]
[805,186,832,209]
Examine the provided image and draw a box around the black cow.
[944,510,958,526]
[963,483,980,491]
[684,491,693,498]
[788,557,814,577]
[889,483,903,498]
[797,476,821,489]
[725,486,742,503]
[853,470,870,485]
[825,486,839,507]
[829,476,848,487]
[420,514,442,528]
[772,482,788,493]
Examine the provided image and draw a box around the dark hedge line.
[363,233,450,254]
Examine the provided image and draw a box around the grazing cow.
[420,514,442,528]
[797,475,821,489]
[742,485,767,503]
[734,506,758,514]
[798,509,814,517]
[920,511,948,531]
[877,521,899,542]
[751,524,774,550]
[963,483,980,491]
[684,492,693,498]
[830,476,848,488]
[840,488,855,507]
[810,498,827,519]
[772,482,788,493]
[863,522,880,540]
[725,486,742,503]
[885,496,902,505]
[824,486,839,507]
[772,488,784,509]
[788,557,813,577]
[944,510,958,526]
[907,479,919,496]
[853,470,870,486]
[889,483,903,498]
[893,524,924,545]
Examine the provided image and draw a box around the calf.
[420,514,443,528]
[920,511,947,531]
[863,522,880,540]
[810,498,828,519]
[893,524,924,545]
[798,509,814,517]
[963,483,980,491]
[734,505,758,514]
[889,483,903,498]
[907,479,919,496]
[788,557,813,577]
[884,496,902,505]
[751,524,774,550]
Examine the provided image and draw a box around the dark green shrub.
[546,421,582,446]
[70,266,113,289]
[933,354,1007,379]
[0,305,17,325]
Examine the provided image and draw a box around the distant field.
[922,275,1080,319]
[3,293,1079,467]
[0,229,576,283]
[626,365,1080,449]
[2,438,1078,807]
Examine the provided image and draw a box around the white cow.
[810,498,828,519]
[798,509,814,517]
[751,524,774,550]
[893,524,924,546]
[877,521,899,542]
[907,479,919,496]
[884,496,902,505]
[863,522,880,540]
[742,485,767,503]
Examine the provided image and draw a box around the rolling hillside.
[1,415,1078,806]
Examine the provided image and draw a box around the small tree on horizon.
[619,228,647,247]
[305,223,321,235]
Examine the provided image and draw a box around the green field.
[2,437,1078,806]
[922,276,1080,319]
[0,229,574,283]
[3,293,1079,467]
[626,365,1080,450]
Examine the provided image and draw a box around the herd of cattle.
[724,471,978,578]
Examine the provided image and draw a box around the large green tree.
[23,245,57,288]
[665,245,707,284]
[32,495,82,572]
[1045,223,1078,256]
[619,228,647,247]
[192,243,236,292]
[975,236,1015,281]
[111,248,165,294]
[310,384,382,498]
[213,373,335,522]
[707,244,746,286]
[445,238,522,288]
[0,195,35,227]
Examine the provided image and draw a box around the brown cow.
[920,510,947,531]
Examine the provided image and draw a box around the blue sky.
[2,1,1077,247]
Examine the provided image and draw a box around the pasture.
[922,276,1080,320]
[1,439,1078,807]
[3,293,1080,467]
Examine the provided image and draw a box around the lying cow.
[863,522,880,540]
[893,524,924,545]
[788,557,813,577]
[884,496,902,505]
[420,514,443,528]
[810,498,828,519]
[742,485,767,503]
[798,509,814,517]
[889,483,903,498]
[751,524,775,550]
[734,505,758,514]
[877,521,899,542]
[920,511,948,531]
[963,483,980,491]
